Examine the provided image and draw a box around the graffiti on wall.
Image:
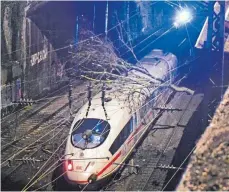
[30,47,48,66]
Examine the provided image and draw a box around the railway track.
[142,93,204,191]
[1,114,70,191]
[105,92,203,191]
[0,82,72,138]
[1,82,101,191]
[1,82,88,153]
[139,93,193,191]
[1,82,202,191]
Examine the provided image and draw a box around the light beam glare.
[173,8,193,27]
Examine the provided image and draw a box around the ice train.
[63,49,178,189]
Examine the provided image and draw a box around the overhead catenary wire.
[2,39,47,57]
[1,14,143,91]
[104,83,188,190]
[22,117,105,190]
[1,85,102,163]
[22,76,190,190]
[162,145,196,191]
[4,11,197,189]
[1,81,99,147]
[0,118,68,167]
[2,3,206,190]
[26,55,199,192]
[1,54,74,89]
[22,102,122,190]
[21,88,104,191]
[1,81,73,123]
[1,83,102,109]
[22,74,184,191]
[22,106,117,190]
[3,8,141,69]
[102,87,173,190]
[23,106,151,191]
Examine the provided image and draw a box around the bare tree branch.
[66,28,194,111]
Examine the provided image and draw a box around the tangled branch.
[65,30,193,110]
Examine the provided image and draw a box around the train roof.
[67,50,178,151]
[72,50,177,125]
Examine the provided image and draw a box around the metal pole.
[207,2,214,52]
[14,107,18,141]
[93,3,96,31]
[68,78,73,117]
[219,1,225,98]
[105,0,109,41]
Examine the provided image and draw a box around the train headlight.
[173,8,193,27]
[67,160,73,171]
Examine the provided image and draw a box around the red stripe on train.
[97,151,121,176]
[74,180,88,183]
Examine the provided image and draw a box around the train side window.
[109,118,133,155]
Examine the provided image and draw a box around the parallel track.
[1,82,101,191]
[140,93,193,191]
[1,82,87,154]
[1,82,72,137]
[105,92,195,191]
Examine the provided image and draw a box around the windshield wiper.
[82,140,88,150]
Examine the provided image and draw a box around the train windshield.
[71,118,111,149]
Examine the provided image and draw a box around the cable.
[34,170,67,191]
[21,55,193,190]
[2,40,47,57]
[0,118,67,167]
[4,9,140,68]
[25,75,179,190]
[127,26,175,60]
[1,80,100,123]
[2,85,100,109]
[1,83,101,161]
[22,102,121,191]
[1,81,72,123]
[22,76,185,191]
[1,55,74,89]
[22,89,104,191]
[2,82,99,153]
[162,145,196,191]
[33,72,195,190]
[81,183,90,192]
[103,89,170,190]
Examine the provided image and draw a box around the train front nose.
[64,159,98,185]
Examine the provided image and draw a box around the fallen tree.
[66,30,194,98]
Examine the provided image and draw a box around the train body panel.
[63,50,178,188]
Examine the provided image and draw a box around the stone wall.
[1,1,172,116]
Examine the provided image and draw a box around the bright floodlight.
[173,8,193,27]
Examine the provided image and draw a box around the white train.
[63,50,178,189]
